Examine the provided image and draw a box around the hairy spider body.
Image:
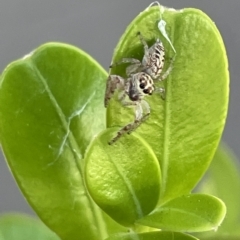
[105,32,172,144]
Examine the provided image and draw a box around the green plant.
[0,4,236,240]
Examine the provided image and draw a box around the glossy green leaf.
[0,213,60,240]
[137,194,226,232]
[195,144,240,239]
[107,5,229,203]
[106,231,198,240]
[85,128,161,226]
[0,43,126,240]
[197,236,240,240]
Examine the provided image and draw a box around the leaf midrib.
[160,16,176,200]
[27,60,108,239]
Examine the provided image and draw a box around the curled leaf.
[85,128,161,226]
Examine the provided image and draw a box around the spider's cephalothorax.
[105,32,173,144]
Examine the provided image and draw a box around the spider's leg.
[118,81,130,102]
[155,87,165,100]
[139,99,150,122]
[137,32,152,72]
[110,58,141,68]
[108,101,139,145]
[110,58,142,76]
[109,100,150,144]
[104,75,125,107]
[137,32,149,55]
[127,99,150,134]
[158,55,175,81]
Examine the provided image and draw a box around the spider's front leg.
[126,99,150,134]
[155,87,166,100]
[110,58,141,68]
[110,58,142,76]
[108,100,150,145]
[104,75,125,107]
[137,31,149,57]
[158,55,175,82]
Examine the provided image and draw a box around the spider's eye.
[139,83,145,89]
[143,89,149,94]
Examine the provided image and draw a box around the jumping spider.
[105,32,173,144]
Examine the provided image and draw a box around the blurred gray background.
[0,0,239,216]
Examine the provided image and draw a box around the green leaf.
[107,5,229,203]
[197,237,240,240]
[85,128,161,226]
[106,231,198,240]
[0,213,60,240]
[137,194,226,232]
[0,43,125,240]
[195,144,240,239]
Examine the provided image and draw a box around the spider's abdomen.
[144,40,165,79]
